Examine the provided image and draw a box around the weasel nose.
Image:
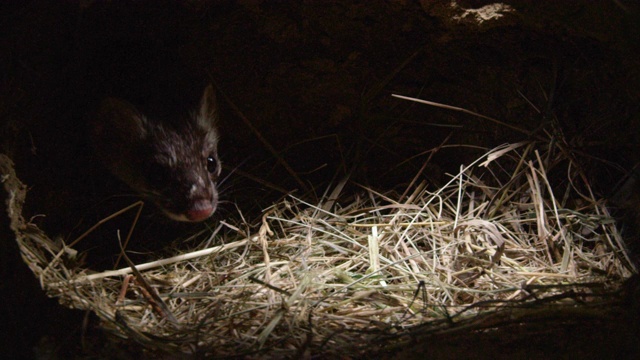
[186,200,215,222]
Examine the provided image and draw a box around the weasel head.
[91,84,221,222]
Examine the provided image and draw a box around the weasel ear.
[90,98,148,186]
[197,84,217,128]
[93,98,148,140]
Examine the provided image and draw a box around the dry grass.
[1,137,636,357]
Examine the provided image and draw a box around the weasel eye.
[206,155,218,174]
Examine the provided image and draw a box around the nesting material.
[1,140,636,358]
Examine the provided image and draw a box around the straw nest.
[1,137,636,358]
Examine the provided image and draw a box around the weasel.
[90,83,221,222]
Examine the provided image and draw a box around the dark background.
[1,1,639,358]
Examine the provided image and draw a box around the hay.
[1,138,636,358]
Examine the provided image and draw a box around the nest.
[1,139,636,358]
